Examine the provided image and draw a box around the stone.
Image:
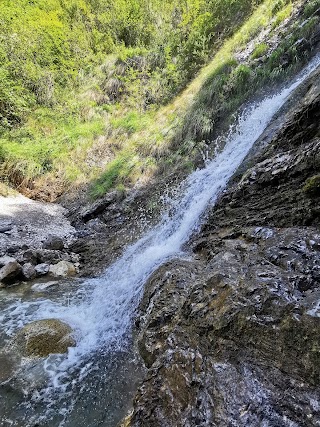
[0,255,16,267]
[22,249,39,265]
[87,218,107,232]
[35,263,50,276]
[13,319,75,357]
[37,249,64,265]
[31,281,59,292]
[0,222,13,233]
[80,191,117,222]
[7,245,21,254]
[22,263,37,280]
[49,261,76,277]
[0,260,22,284]
[42,235,64,251]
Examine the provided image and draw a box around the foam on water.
[1,55,320,422]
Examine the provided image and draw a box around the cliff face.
[125,67,320,426]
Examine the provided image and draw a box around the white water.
[1,55,320,415]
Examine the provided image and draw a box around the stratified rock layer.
[127,67,320,425]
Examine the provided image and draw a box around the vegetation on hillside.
[0,0,319,199]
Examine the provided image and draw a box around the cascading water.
[1,55,320,426]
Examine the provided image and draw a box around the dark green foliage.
[303,0,320,18]
[303,175,320,197]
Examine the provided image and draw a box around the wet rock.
[13,319,75,357]
[42,235,64,250]
[31,281,59,292]
[87,218,107,233]
[0,259,22,284]
[0,352,17,382]
[49,261,76,277]
[22,263,37,280]
[73,229,91,238]
[35,263,50,276]
[127,68,320,427]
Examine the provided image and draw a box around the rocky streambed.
[0,194,80,286]
[0,195,145,427]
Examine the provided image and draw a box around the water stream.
[1,56,320,426]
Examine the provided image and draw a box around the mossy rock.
[303,175,320,196]
[14,319,75,357]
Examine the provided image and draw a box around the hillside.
[1,0,319,201]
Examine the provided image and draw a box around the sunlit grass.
[91,0,300,195]
[1,0,310,199]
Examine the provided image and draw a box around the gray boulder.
[35,263,50,276]
[42,235,64,251]
[22,263,37,280]
[49,261,76,277]
[0,256,16,267]
[0,259,22,284]
[22,249,39,265]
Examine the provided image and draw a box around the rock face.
[14,319,75,357]
[126,67,320,425]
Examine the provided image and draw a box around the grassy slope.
[1,0,319,199]
[92,0,320,197]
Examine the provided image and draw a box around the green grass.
[251,43,269,59]
[1,103,105,188]
[90,0,318,197]
[272,2,293,28]
[90,152,140,197]
[1,0,317,200]
[110,111,154,135]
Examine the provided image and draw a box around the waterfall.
[1,55,320,426]
[58,54,320,364]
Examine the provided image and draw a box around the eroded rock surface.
[127,66,320,425]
